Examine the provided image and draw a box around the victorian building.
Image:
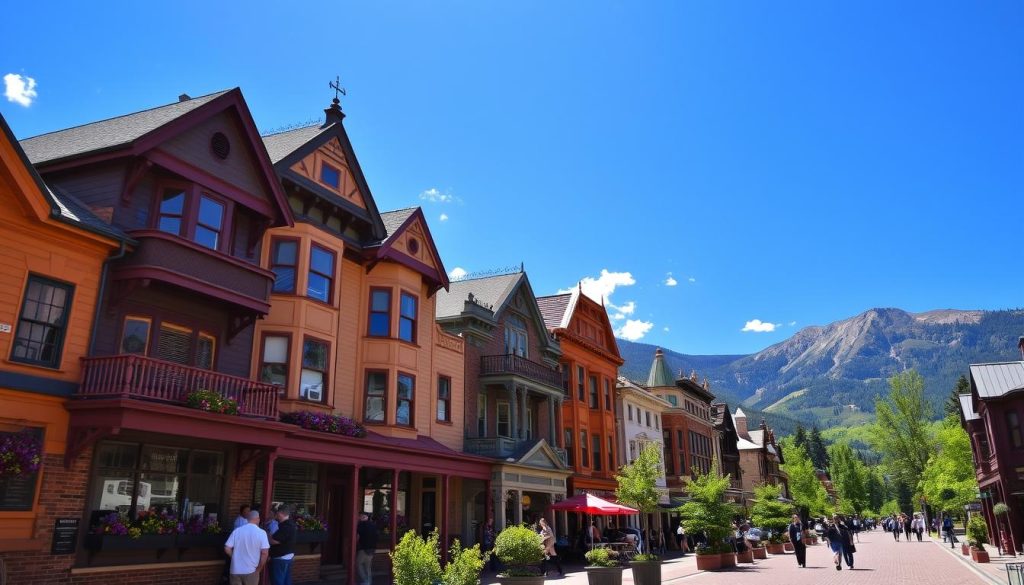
[734,408,789,502]
[710,403,744,507]
[436,271,571,532]
[614,376,671,535]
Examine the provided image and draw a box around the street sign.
[966,503,982,512]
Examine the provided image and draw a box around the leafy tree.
[879,499,900,516]
[780,438,831,517]
[866,468,886,512]
[945,375,971,420]
[615,441,663,556]
[920,419,978,514]
[677,463,737,551]
[828,442,869,515]
[750,483,793,541]
[873,370,933,491]
[808,427,829,470]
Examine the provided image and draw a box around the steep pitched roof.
[261,125,325,164]
[21,90,229,165]
[970,361,1024,399]
[959,394,979,421]
[367,206,449,292]
[436,273,523,320]
[378,207,418,242]
[537,293,571,330]
[646,348,675,388]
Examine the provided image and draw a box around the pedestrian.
[825,517,844,571]
[224,510,270,585]
[837,515,855,569]
[356,512,379,585]
[891,515,900,541]
[789,514,806,568]
[943,515,957,549]
[539,517,563,576]
[234,505,251,530]
[268,505,297,585]
[912,514,923,541]
[676,521,688,555]
[902,513,912,542]
[480,517,497,572]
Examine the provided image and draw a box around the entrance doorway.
[421,491,436,534]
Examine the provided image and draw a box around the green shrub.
[390,529,441,585]
[584,547,618,567]
[493,525,543,576]
[967,516,989,548]
[442,539,486,585]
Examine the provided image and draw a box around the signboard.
[51,518,79,554]
[965,503,983,512]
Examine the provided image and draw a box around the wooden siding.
[289,138,367,210]
[44,162,126,227]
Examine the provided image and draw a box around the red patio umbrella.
[549,493,638,551]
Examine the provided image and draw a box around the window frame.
[257,332,292,393]
[152,183,234,253]
[269,237,300,295]
[496,401,511,438]
[398,291,418,344]
[320,162,341,190]
[299,336,329,403]
[477,395,487,436]
[307,243,336,304]
[368,287,392,338]
[1008,410,1023,449]
[564,428,574,467]
[436,375,452,423]
[396,372,415,427]
[576,366,585,401]
[194,193,226,251]
[592,434,602,472]
[363,370,388,424]
[120,315,152,356]
[581,430,589,467]
[603,379,611,410]
[10,274,75,369]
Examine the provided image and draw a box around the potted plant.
[781,532,794,553]
[967,516,990,563]
[750,484,791,556]
[185,389,239,415]
[693,543,722,571]
[443,538,486,585]
[735,545,754,564]
[176,515,225,548]
[751,542,768,560]
[584,547,623,585]
[993,503,1016,556]
[294,512,329,543]
[86,511,180,551]
[677,462,737,573]
[615,443,664,585]
[0,430,42,480]
[493,524,544,584]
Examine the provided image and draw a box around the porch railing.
[78,355,279,419]
[480,354,561,388]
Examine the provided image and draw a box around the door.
[322,478,348,565]
[421,491,436,534]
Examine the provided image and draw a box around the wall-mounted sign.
[51,518,79,554]
[0,323,11,333]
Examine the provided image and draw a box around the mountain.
[618,308,1024,430]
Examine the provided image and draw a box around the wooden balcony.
[479,354,561,390]
[465,437,567,466]
[78,355,279,419]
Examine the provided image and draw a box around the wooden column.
[441,474,451,563]
[520,387,528,439]
[509,385,519,440]
[348,465,361,585]
[548,397,556,446]
[390,468,400,549]
[261,452,277,521]
[484,479,492,528]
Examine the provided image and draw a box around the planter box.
[783,542,795,552]
[695,553,721,571]
[295,530,328,543]
[497,576,545,585]
[767,543,785,555]
[752,546,767,559]
[803,537,818,546]
[971,548,990,563]
[175,532,228,548]
[84,533,176,551]
[585,566,623,585]
[719,552,737,568]
[736,549,754,563]
[629,560,661,585]
[961,543,970,555]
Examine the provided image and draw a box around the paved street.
[478,530,993,584]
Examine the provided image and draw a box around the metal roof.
[646,348,675,388]
[970,361,1024,399]
[20,90,229,165]
[959,394,979,421]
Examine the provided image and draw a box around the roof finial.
[323,76,347,126]
[520,262,525,273]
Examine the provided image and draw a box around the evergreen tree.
[808,426,829,470]
[866,469,886,513]
[794,425,808,450]
[944,375,971,420]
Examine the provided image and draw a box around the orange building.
[0,113,125,577]
[537,287,623,499]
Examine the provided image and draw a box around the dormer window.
[155,186,230,252]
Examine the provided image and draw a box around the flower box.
[766,543,786,554]
[971,547,990,563]
[585,566,623,585]
[961,543,970,555]
[176,532,227,548]
[695,553,721,571]
[296,530,329,544]
[719,552,736,568]
[783,542,794,552]
[752,546,767,559]
[85,533,176,551]
[629,559,661,585]
[736,549,754,563]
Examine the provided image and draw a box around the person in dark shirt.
[268,505,297,585]
[789,514,806,568]
[356,512,379,585]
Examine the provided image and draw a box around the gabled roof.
[436,272,523,320]
[748,429,765,446]
[378,207,417,241]
[646,348,675,388]
[21,90,229,165]
[537,288,623,364]
[735,407,747,419]
[262,125,324,164]
[1,112,129,243]
[511,439,568,471]
[537,293,572,329]
[959,393,980,422]
[367,206,449,292]
[970,361,1024,399]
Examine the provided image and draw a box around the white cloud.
[611,313,625,321]
[448,266,468,280]
[615,301,636,315]
[616,319,654,341]
[419,187,461,204]
[4,74,37,107]
[664,272,678,287]
[741,319,779,333]
[559,269,635,305]
[663,326,670,332]
[688,277,697,283]
[789,321,797,326]
[439,213,449,222]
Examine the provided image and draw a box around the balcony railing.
[465,437,568,466]
[79,355,279,419]
[480,355,561,389]
[730,479,743,491]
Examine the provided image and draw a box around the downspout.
[87,240,128,356]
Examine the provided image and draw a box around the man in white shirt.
[225,510,269,585]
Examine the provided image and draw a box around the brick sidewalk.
[927,533,1018,585]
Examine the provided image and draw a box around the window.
[588,375,599,409]
[1008,411,1023,449]
[645,411,652,427]
[608,436,614,471]
[11,276,74,368]
[497,402,511,437]
[369,288,391,337]
[604,379,611,410]
[477,395,487,436]
[195,195,225,250]
[666,395,678,407]
[120,316,151,355]
[157,188,186,236]
[364,371,387,423]
[655,415,660,430]
[664,438,675,475]
[581,431,589,467]
[629,440,637,462]
[677,430,683,448]
[560,364,570,395]
[399,293,418,343]
[300,338,328,401]
[576,366,585,401]
[564,429,574,467]
[592,435,602,471]
[156,322,194,365]
[307,245,335,303]
[270,239,298,294]
[628,404,633,421]
[397,373,414,426]
[259,335,289,389]
[437,376,451,422]
[197,332,216,369]
[255,459,319,518]
[526,409,534,440]
[0,427,44,511]
[504,316,528,357]
[320,163,341,189]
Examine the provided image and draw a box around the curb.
[926,536,1001,585]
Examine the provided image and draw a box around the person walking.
[676,521,688,556]
[539,518,563,576]
[356,512,379,585]
[902,513,912,542]
[943,515,958,549]
[268,505,297,585]
[789,514,806,568]
[825,517,844,571]
[224,510,270,585]
[891,515,900,541]
[837,515,855,569]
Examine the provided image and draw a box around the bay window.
[270,239,298,294]
[308,245,335,303]
[259,334,290,389]
[399,293,418,343]
[369,288,391,337]
[155,186,231,253]
[300,338,328,402]
[194,195,225,250]
[364,371,387,423]
[397,373,414,426]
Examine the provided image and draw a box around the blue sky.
[2,1,1021,354]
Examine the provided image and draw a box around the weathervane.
[329,75,346,104]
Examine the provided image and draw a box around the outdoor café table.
[604,541,636,562]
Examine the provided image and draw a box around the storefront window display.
[361,468,408,543]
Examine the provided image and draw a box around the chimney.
[734,408,748,439]
[178,93,191,102]
[1018,336,1024,360]
[322,97,346,127]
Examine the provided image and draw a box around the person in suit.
[789,514,806,568]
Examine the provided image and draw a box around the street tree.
[615,441,662,556]
[750,483,793,540]
[780,438,831,518]
[677,463,736,551]
[873,370,933,491]
[828,442,869,515]
[920,418,978,514]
